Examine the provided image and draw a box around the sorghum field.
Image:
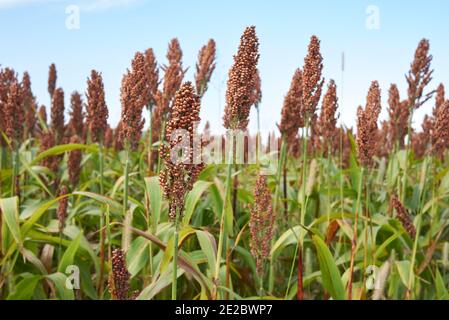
[1,25,449,301]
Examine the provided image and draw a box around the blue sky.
[1,0,448,134]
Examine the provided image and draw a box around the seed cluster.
[318,79,338,148]
[223,26,259,130]
[144,48,159,108]
[56,185,69,233]
[119,52,150,150]
[391,195,416,239]
[50,87,65,142]
[356,81,381,167]
[109,249,131,300]
[249,175,274,275]
[195,39,216,98]
[387,84,409,149]
[48,63,57,98]
[68,135,82,188]
[86,70,108,143]
[159,82,203,219]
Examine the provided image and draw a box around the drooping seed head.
[391,194,416,238]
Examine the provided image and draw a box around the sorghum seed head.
[223,26,259,130]
[301,35,324,118]
[431,100,449,159]
[195,39,216,98]
[356,81,381,167]
[119,52,150,150]
[318,79,338,146]
[109,249,131,300]
[391,195,416,239]
[68,135,82,188]
[406,39,433,110]
[48,63,57,98]
[387,84,409,149]
[159,82,203,219]
[68,91,84,138]
[249,175,274,275]
[56,185,69,233]
[50,87,65,142]
[21,71,37,138]
[4,80,24,145]
[86,70,109,143]
[144,48,159,108]
[279,68,303,148]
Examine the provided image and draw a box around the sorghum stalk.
[347,166,364,300]
[172,211,180,300]
[268,138,287,293]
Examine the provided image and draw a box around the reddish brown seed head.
[406,39,433,109]
[4,80,24,145]
[223,26,260,130]
[249,175,274,275]
[387,84,409,149]
[159,82,203,219]
[68,91,84,138]
[391,195,416,239]
[195,39,217,98]
[68,135,82,188]
[119,52,150,150]
[356,81,381,167]
[318,79,338,145]
[48,63,57,98]
[86,70,109,143]
[50,87,65,141]
[21,72,37,138]
[279,68,303,147]
[301,35,324,118]
[432,100,449,159]
[144,48,159,108]
[56,185,69,233]
[109,249,131,300]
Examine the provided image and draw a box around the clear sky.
[1,0,448,135]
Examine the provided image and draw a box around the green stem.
[172,212,180,300]
[347,166,364,300]
[402,108,414,202]
[123,146,130,229]
[213,133,234,299]
[147,107,153,173]
[268,138,287,293]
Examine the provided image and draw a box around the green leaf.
[161,226,196,272]
[195,230,217,273]
[0,197,22,246]
[145,176,162,232]
[32,143,97,165]
[271,226,300,258]
[73,191,122,214]
[395,260,414,289]
[58,231,82,273]
[312,234,345,300]
[182,181,211,225]
[435,268,449,300]
[7,275,41,300]
[46,273,75,300]
[127,236,149,277]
